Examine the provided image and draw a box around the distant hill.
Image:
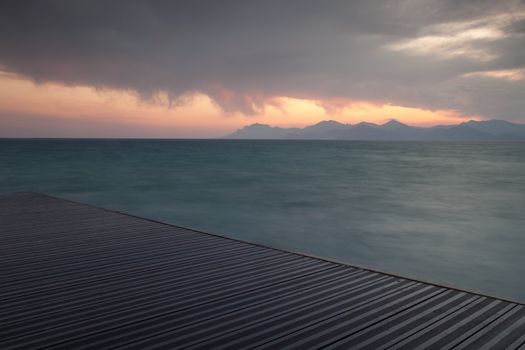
[225,119,525,141]
[227,123,300,139]
[288,120,350,139]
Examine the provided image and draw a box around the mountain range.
[226,119,525,141]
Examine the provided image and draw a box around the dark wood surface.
[1,192,524,349]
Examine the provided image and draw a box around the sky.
[1,0,525,137]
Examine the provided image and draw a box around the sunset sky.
[1,0,525,137]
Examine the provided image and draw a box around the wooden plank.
[1,192,525,349]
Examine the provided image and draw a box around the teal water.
[1,139,525,302]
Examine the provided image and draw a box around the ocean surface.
[1,139,525,302]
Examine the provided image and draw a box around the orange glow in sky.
[0,72,481,137]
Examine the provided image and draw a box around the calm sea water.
[1,139,525,301]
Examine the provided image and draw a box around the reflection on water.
[1,139,525,301]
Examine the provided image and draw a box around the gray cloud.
[0,0,524,120]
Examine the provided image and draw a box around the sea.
[1,139,525,302]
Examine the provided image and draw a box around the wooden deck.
[1,192,525,349]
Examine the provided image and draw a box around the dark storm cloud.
[0,0,524,120]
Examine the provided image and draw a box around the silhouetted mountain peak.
[354,121,378,128]
[314,120,346,126]
[246,123,272,129]
[228,123,292,139]
[461,119,525,136]
[226,119,525,140]
[302,120,346,130]
[464,119,515,127]
[382,119,409,129]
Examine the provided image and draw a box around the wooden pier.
[1,192,525,349]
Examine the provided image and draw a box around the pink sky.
[0,73,481,138]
